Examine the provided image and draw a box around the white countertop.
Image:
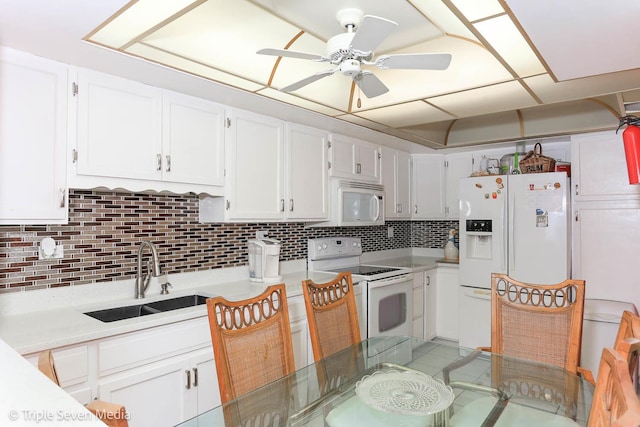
[0,250,455,355]
[0,338,104,426]
[0,261,335,355]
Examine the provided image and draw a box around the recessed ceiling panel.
[355,101,454,127]
[505,0,640,80]
[410,0,478,41]
[447,110,522,146]
[88,0,198,48]
[125,43,264,91]
[525,69,640,105]
[474,15,545,77]
[451,0,505,22]
[257,87,345,117]
[520,100,619,137]
[430,80,537,117]
[336,114,389,131]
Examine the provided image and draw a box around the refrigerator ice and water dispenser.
[464,219,493,260]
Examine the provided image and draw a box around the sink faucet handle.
[160,281,173,295]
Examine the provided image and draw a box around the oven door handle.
[367,273,413,288]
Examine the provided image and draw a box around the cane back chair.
[488,273,592,380]
[614,310,640,392]
[302,272,361,363]
[206,284,296,404]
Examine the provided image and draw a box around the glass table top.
[178,336,594,427]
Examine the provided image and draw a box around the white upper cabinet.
[329,134,381,183]
[72,69,225,195]
[445,153,473,218]
[412,155,445,219]
[411,153,472,220]
[75,68,162,181]
[225,109,285,220]
[381,146,411,219]
[162,91,225,187]
[0,47,68,224]
[572,130,640,201]
[207,109,329,222]
[285,123,329,220]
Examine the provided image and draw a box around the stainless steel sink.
[84,294,210,323]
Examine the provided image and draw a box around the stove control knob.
[322,243,328,249]
[317,245,322,251]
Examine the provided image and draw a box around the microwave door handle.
[372,195,380,221]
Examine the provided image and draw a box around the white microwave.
[306,180,385,227]
[334,180,385,226]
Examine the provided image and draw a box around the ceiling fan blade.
[257,48,327,62]
[354,71,389,98]
[350,15,398,54]
[376,53,452,70]
[281,69,336,92]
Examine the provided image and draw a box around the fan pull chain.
[357,85,362,108]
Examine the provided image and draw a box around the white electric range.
[307,237,414,339]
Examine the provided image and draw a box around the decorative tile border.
[0,190,457,292]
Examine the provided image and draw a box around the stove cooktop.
[326,265,405,277]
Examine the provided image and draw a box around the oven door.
[367,274,413,338]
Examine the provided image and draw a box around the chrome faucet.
[135,241,162,299]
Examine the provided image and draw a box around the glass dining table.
[178,336,594,426]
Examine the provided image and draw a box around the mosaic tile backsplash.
[0,190,458,292]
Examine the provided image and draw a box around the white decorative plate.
[355,370,455,416]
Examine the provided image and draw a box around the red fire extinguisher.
[618,115,640,185]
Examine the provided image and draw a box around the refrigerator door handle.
[509,191,516,272]
[501,191,507,272]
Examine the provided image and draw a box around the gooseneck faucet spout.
[135,241,162,299]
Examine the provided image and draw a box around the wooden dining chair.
[486,273,593,382]
[38,350,129,427]
[588,342,640,427]
[206,284,296,404]
[614,310,640,392]
[302,272,361,363]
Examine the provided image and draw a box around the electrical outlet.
[387,226,394,238]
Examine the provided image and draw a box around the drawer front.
[99,317,211,376]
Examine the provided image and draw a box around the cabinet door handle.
[356,163,362,174]
[289,199,294,212]
[425,275,430,286]
[397,203,402,213]
[156,154,162,171]
[165,155,171,172]
[280,199,285,212]
[193,367,198,387]
[185,370,191,389]
[414,205,418,214]
[59,188,66,208]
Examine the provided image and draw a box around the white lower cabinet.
[288,295,312,369]
[98,348,217,427]
[435,265,459,341]
[423,268,437,340]
[95,317,219,427]
[412,273,425,339]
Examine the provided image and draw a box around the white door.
[285,124,328,220]
[436,266,459,341]
[507,173,570,283]
[458,286,492,349]
[396,150,411,218]
[459,175,508,289]
[226,109,284,220]
[367,275,413,338]
[355,140,381,183]
[0,47,68,224]
[423,269,437,340]
[573,201,640,311]
[162,92,225,186]
[76,69,162,180]
[445,153,473,218]
[412,155,445,219]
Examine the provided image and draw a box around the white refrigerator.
[458,172,571,349]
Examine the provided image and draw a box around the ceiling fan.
[257,8,452,98]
